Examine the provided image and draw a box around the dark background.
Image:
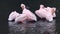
[0,0,60,34]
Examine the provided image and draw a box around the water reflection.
[8,19,56,34]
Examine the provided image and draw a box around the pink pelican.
[8,11,20,21]
[15,4,37,23]
[35,5,53,21]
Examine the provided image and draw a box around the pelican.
[8,11,20,21]
[15,4,37,23]
[35,4,53,21]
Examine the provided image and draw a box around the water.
[8,19,56,34]
[56,9,60,34]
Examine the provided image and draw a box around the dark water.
[0,0,60,34]
[8,20,56,34]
